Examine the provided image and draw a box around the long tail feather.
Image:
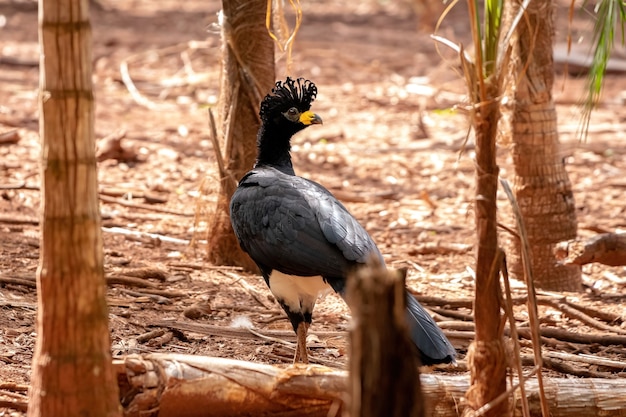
[405,292,456,365]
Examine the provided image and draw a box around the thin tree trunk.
[465,78,508,417]
[29,1,121,416]
[504,0,581,291]
[206,0,275,270]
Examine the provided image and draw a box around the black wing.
[230,167,383,281]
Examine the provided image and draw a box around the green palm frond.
[580,0,626,138]
[484,0,503,75]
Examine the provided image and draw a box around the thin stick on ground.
[99,194,194,216]
[542,298,626,335]
[119,58,159,110]
[544,351,626,371]
[247,328,295,347]
[102,226,193,245]
[561,299,623,324]
[501,178,549,417]
[500,251,531,417]
[219,270,275,310]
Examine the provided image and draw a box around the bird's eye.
[283,107,300,122]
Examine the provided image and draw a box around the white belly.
[268,270,332,313]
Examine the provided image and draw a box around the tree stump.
[346,262,424,417]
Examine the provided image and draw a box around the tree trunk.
[206,0,275,270]
[504,0,581,291]
[465,78,508,417]
[29,1,121,416]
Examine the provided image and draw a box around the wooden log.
[114,354,626,417]
[556,233,626,266]
[346,263,424,417]
[116,354,344,417]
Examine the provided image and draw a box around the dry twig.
[99,195,193,216]
[219,270,275,310]
[542,298,626,335]
[0,129,20,144]
[501,178,550,417]
[102,226,192,245]
[106,275,159,289]
[0,275,36,288]
[556,233,626,267]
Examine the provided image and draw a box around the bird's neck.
[255,124,296,175]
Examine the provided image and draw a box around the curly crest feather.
[260,77,317,121]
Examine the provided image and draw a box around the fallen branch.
[542,356,615,379]
[146,331,174,347]
[119,59,160,110]
[0,272,185,299]
[428,306,474,322]
[0,383,28,392]
[150,320,344,342]
[0,129,20,144]
[99,195,193,216]
[0,386,29,412]
[0,398,28,413]
[219,270,275,310]
[102,226,192,244]
[265,344,346,368]
[118,289,172,304]
[112,353,626,417]
[116,354,345,417]
[100,186,167,204]
[0,274,36,288]
[0,213,39,225]
[0,300,36,309]
[106,275,158,289]
[409,241,473,255]
[517,327,626,347]
[561,299,623,324]
[170,261,244,271]
[542,298,626,335]
[152,318,626,360]
[413,294,558,310]
[133,288,186,299]
[118,267,168,281]
[544,351,626,371]
[136,329,167,344]
[556,233,626,267]
[417,293,624,332]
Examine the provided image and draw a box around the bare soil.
[1,0,626,412]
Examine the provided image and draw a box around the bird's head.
[260,77,323,136]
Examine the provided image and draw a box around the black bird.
[230,77,456,365]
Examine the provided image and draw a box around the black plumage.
[230,77,455,365]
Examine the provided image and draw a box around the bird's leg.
[293,321,310,364]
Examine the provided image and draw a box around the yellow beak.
[299,111,323,125]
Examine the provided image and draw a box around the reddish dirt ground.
[1,0,626,413]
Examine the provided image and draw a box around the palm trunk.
[29,1,121,416]
[206,0,275,270]
[504,0,581,292]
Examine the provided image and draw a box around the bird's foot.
[293,322,310,364]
